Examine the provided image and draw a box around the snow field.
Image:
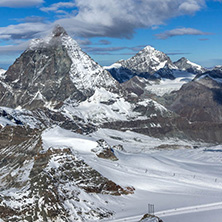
[145,71,195,96]
[42,127,222,222]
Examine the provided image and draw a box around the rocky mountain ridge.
[105,46,206,83]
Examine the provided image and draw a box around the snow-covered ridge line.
[0,68,6,78]
[61,34,117,93]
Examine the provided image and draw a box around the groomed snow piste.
[42,126,222,222]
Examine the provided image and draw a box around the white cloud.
[0,0,208,41]
[0,41,29,54]
[0,0,44,7]
[179,1,203,13]
[40,2,75,13]
[54,0,206,38]
[156,27,211,39]
[0,23,50,40]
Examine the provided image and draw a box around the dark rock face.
[32,107,96,134]
[155,64,175,80]
[1,37,85,110]
[108,66,136,83]
[165,77,222,123]
[92,139,119,161]
[121,76,149,97]
[102,114,222,144]
[154,144,192,150]
[0,108,23,125]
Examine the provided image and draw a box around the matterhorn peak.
[52,24,68,37]
[2,24,118,109]
[28,25,71,50]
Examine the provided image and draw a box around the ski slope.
[42,127,222,222]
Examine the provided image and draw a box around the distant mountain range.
[104,46,207,83]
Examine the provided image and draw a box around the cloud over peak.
[0,0,212,42]
[54,0,206,38]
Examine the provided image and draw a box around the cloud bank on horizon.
[0,0,207,40]
[0,0,221,68]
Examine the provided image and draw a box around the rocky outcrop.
[92,139,119,161]
[154,144,192,150]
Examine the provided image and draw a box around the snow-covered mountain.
[1,25,222,142]
[105,46,177,83]
[105,46,206,84]
[1,25,222,222]
[119,45,177,75]
[174,57,206,74]
[0,25,119,110]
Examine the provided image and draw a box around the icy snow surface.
[104,63,122,70]
[0,106,41,128]
[42,126,222,222]
[0,116,17,127]
[186,60,203,71]
[0,68,6,78]
[61,35,117,93]
[146,71,195,96]
[62,88,148,124]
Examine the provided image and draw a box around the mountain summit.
[52,24,68,37]
[174,57,206,74]
[105,45,177,83]
[120,45,176,75]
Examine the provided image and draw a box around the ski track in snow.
[108,201,222,221]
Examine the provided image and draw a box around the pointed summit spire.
[52,24,68,37]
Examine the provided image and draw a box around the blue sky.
[0,0,221,69]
